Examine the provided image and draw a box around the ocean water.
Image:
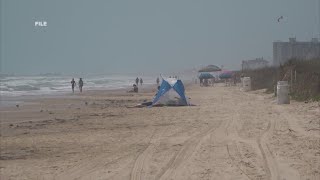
[0,74,158,97]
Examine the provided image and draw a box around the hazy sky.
[1,0,319,75]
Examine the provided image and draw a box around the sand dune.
[0,84,319,180]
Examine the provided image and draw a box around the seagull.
[277,16,283,22]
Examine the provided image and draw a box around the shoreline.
[0,83,160,108]
[0,78,194,108]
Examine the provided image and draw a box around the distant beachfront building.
[273,38,320,66]
[242,57,269,70]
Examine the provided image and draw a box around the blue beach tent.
[152,78,189,106]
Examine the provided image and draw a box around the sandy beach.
[0,84,319,180]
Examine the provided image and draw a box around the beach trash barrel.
[277,81,290,104]
[242,77,251,91]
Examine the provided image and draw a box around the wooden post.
[273,79,278,97]
[290,69,293,91]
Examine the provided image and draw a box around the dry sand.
[0,84,319,180]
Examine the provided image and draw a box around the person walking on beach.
[78,78,84,93]
[233,74,237,86]
[140,78,143,86]
[136,77,139,86]
[156,77,160,85]
[71,78,76,93]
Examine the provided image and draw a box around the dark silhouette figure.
[136,77,139,86]
[71,78,76,93]
[78,78,84,92]
[140,78,143,86]
[133,84,138,92]
[156,77,160,85]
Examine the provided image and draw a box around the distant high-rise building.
[273,38,320,66]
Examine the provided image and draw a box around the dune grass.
[241,58,320,101]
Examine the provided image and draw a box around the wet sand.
[0,84,319,180]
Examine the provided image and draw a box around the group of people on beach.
[128,77,161,93]
[71,78,84,93]
[198,74,239,87]
[199,78,215,87]
[71,76,161,94]
[135,77,144,86]
[169,76,178,79]
[131,77,147,93]
[128,77,144,93]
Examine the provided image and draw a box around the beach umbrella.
[198,65,221,72]
[199,72,214,79]
[219,70,234,79]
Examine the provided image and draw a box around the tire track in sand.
[230,89,279,180]
[156,120,225,180]
[258,118,280,180]
[130,127,158,180]
[131,103,207,180]
[243,91,280,180]
[130,143,155,180]
[227,143,254,180]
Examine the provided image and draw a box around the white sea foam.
[0,74,157,97]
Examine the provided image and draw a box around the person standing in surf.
[140,78,143,86]
[135,77,139,86]
[78,78,84,93]
[71,78,76,93]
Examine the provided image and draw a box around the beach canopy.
[198,65,221,72]
[198,72,214,79]
[152,78,189,106]
[219,70,234,79]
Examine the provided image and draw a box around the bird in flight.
[277,16,283,22]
